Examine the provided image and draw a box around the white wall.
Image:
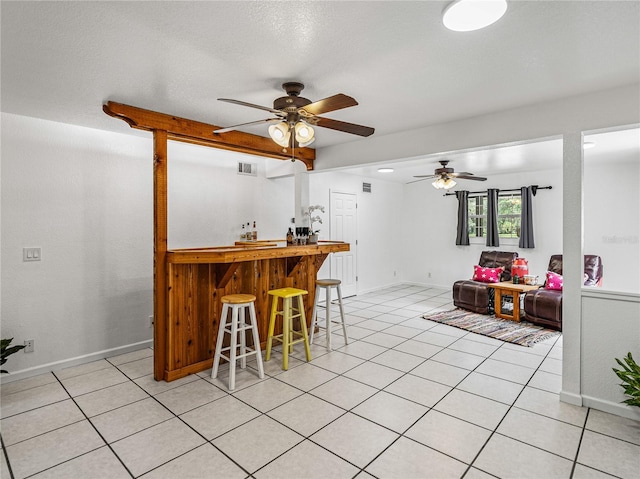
[401,168,564,289]
[167,142,294,247]
[581,291,640,421]
[309,171,404,294]
[584,158,640,293]
[1,113,293,377]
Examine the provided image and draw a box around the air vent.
[237,162,257,176]
[363,182,372,193]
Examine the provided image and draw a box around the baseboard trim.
[582,394,640,421]
[0,340,153,384]
[354,282,404,296]
[559,390,583,407]
[405,281,451,290]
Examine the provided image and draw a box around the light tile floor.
[2,284,639,479]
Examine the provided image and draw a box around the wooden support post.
[153,130,168,380]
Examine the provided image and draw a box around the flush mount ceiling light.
[378,168,394,173]
[443,0,508,32]
[583,141,596,149]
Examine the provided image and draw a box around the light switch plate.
[23,248,42,262]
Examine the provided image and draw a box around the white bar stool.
[310,279,348,351]
[211,294,265,391]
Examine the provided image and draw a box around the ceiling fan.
[213,82,375,148]
[411,160,488,189]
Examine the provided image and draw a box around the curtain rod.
[444,185,552,197]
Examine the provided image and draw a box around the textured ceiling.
[2,1,639,178]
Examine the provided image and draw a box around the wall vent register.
[362,182,372,193]
[237,162,257,176]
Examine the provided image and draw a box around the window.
[468,193,521,239]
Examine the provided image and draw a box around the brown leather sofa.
[523,254,603,331]
[453,251,519,314]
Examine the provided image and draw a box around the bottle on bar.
[240,224,246,240]
[252,221,257,241]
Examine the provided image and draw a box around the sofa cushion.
[545,271,563,290]
[478,251,518,281]
[523,288,563,330]
[472,265,504,283]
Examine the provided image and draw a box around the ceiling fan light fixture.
[442,0,508,32]
[294,121,315,147]
[268,122,291,147]
[443,177,457,189]
[431,176,457,189]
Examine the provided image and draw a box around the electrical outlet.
[149,315,154,328]
[23,248,42,262]
[428,272,432,278]
[394,271,397,277]
[24,339,34,353]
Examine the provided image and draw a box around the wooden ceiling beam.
[103,101,315,170]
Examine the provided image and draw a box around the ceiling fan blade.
[213,118,281,134]
[455,174,487,181]
[301,94,358,116]
[315,117,375,137]
[218,98,283,115]
[413,174,438,179]
[406,178,431,184]
[449,172,473,177]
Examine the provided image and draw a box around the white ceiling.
[2,1,639,181]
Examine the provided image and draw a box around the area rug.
[422,309,560,347]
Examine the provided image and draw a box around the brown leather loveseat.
[453,251,519,314]
[523,254,603,331]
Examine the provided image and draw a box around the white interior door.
[330,191,357,297]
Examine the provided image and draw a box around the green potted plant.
[612,352,640,407]
[1,338,26,374]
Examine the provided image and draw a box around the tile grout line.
[332,313,499,476]
[5,286,636,478]
[306,294,545,476]
[461,335,574,477]
[26,371,139,479]
[1,433,17,479]
[104,360,257,479]
[569,408,591,479]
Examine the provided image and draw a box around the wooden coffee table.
[487,281,541,322]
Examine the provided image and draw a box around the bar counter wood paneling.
[162,241,349,381]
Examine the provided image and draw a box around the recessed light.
[378,168,394,173]
[583,141,596,149]
[443,0,508,32]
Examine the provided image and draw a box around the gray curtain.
[486,188,500,247]
[455,190,469,245]
[519,186,535,248]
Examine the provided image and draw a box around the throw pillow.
[545,271,563,290]
[472,265,504,283]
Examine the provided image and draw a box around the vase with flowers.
[305,204,325,244]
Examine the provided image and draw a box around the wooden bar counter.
[161,241,349,381]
